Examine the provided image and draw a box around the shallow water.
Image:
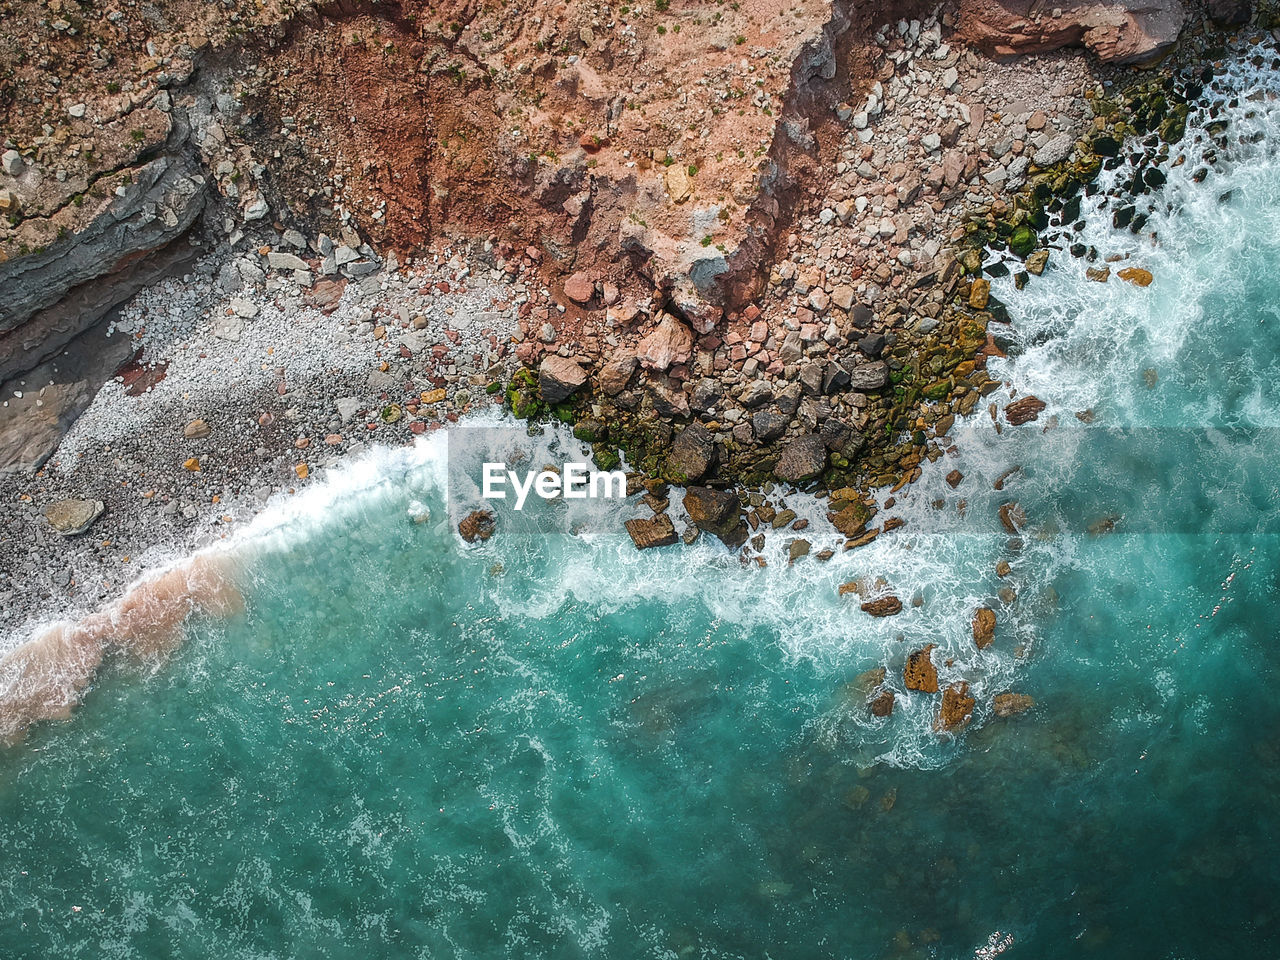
[4,49,1280,960]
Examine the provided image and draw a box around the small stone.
[183,418,211,439]
[1025,250,1050,275]
[945,469,963,488]
[183,457,201,472]
[294,463,309,480]
[267,251,310,271]
[1,149,25,176]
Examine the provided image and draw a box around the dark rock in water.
[665,422,718,483]
[984,261,1010,278]
[1112,205,1135,230]
[850,666,887,700]
[904,645,938,693]
[773,435,827,483]
[1062,197,1082,224]
[1144,167,1167,189]
[869,690,895,718]
[683,486,747,548]
[1192,167,1209,183]
[972,607,997,649]
[993,692,1036,717]
[935,682,975,733]
[1004,395,1046,425]
[752,409,789,442]
[1069,243,1088,259]
[1129,213,1149,234]
[459,509,496,543]
[44,498,105,536]
[945,469,963,489]
[1093,135,1122,157]
[861,596,903,617]
[624,512,678,550]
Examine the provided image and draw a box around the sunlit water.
[4,49,1280,960]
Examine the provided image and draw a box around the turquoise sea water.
[4,52,1280,959]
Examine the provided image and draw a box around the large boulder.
[935,682,976,733]
[904,644,939,693]
[538,355,589,403]
[624,512,678,549]
[458,509,496,543]
[44,498,104,536]
[773,435,827,483]
[636,315,693,372]
[665,422,718,484]
[683,486,747,548]
[597,352,638,396]
[973,608,997,649]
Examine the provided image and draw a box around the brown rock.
[972,607,997,649]
[956,0,1186,65]
[935,682,975,733]
[666,423,718,484]
[637,315,693,372]
[996,560,1012,577]
[969,278,991,310]
[993,692,1036,717]
[861,596,903,617]
[598,352,638,396]
[1118,267,1154,287]
[904,645,939,693]
[683,486,747,548]
[773,434,827,483]
[998,501,1026,534]
[624,512,678,550]
[183,457,200,472]
[538,355,589,403]
[1004,395,1046,426]
[44,498,104,536]
[563,271,595,303]
[459,509,496,543]
[945,469,963,489]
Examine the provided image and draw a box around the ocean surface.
[3,51,1280,960]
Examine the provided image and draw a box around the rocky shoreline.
[0,2,1273,668]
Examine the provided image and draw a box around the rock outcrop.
[956,0,1188,65]
[682,486,748,548]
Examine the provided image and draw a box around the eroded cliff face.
[0,0,1223,388]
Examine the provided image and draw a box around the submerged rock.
[44,498,104,536]
[993,692,1036,717]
